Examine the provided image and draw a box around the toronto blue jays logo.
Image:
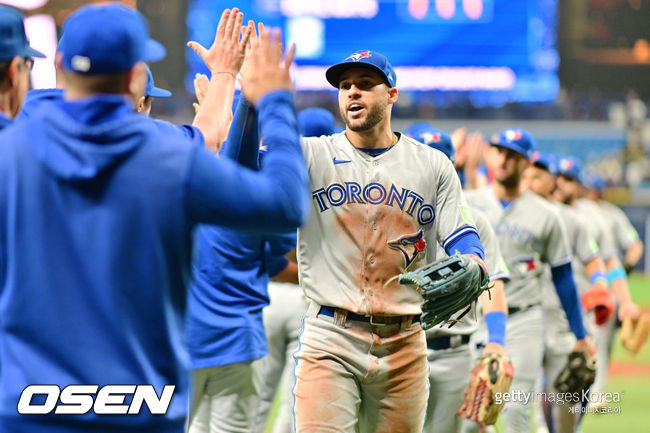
[388,229,427,269]
[504,129,522,142]
[345,51,372,62]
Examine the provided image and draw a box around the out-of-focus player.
[293,50,487,433]
[0,5,44,130]
[464,129,594,433]
[583,171,644,274]
[407,122,511,433]
[523,152,615,433]
[0,5,308,432]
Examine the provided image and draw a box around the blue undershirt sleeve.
[264,243,290,277]
[219,96,259,169]
[444,230,485,260]
[551,262,587,339]
[187,90,309,232]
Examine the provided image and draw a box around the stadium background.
[6,0,650,431]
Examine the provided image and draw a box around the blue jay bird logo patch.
[346,51,372,62]
[388,229,427,269]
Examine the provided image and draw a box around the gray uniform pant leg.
[255,283,306,433]
[424,343,472,433]
[188,359,264,433]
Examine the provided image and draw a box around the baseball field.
[263,273,650,433]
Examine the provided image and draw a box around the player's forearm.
[551,262,588,339]
[480,279,507,315]
[624,241,643,270]
[584,256,608,289]
[606,256,632,304]
[219,95,260,169]
[192,73,236,153]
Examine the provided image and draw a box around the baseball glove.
[581,286,616,325]
[620,313,650,355]
[553,351,597,394]
[398,253,489,330]
[457,353,514,432]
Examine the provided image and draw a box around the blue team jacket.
[0,91,307,432]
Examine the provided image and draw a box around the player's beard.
[496,170,521,190]
[341,99,386,132]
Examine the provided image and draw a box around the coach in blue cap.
[0,4,307,433]
[136,64,172,116]
[0,5,44,129]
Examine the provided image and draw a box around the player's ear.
[6,57,21,87]
[127,62,147,103]
[136,96,146,113]
[388,86,398,104]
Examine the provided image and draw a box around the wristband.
[607,266,626,285]
[590,270,607,285]
[485,311,507,346]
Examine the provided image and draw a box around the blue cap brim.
[325,62,391,88]
[24,46,46,59]
[491,142,530,159]
[145,38,166,63]
[146,86,172,98]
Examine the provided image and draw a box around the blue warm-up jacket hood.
[31,94,146,181]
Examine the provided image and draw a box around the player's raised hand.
[239,20,257,80]
[192,73,209,113]
[241,22,295,105]
[187,8,251,77]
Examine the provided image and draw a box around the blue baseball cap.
[490,128,535,159]
[326,50,396,88]
[405,122,454,162]
[144,65,171,98]
[530,151,557,176]
[584,171,606,191]
[0,6,45,61]
[59,4,165,74]
[298,108,338,137]
[556,156,584,183]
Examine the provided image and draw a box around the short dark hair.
[63,70,130,95]
[0,59,13,88]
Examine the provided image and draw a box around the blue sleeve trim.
[551,262,587,339]
[442,225,479,249]
[444,229,484,261]
[485,311,507,346]
[490,272,510,282]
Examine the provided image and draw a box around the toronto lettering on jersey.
[17,384,175,415]
[312,183,435,225]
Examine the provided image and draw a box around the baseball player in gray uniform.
[523,153,614,433]
[554,158,640,405]
[463,129,595,433]
[584,173,644,273]
[293,51,488,433]
[406,123,510,433]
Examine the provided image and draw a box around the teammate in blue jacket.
[0,5,307,433]
[0,5,44,130]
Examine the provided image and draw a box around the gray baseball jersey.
[428,206,510,337]
[598,200,640,253]
[297,132,477,316]
[541,201,600,332]
[464,188,572,309]
[574,198,617,261]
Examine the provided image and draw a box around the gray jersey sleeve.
[541,208,573,268]
[472,207,509,281]
[434,157,477,252]
[606,202,640,251]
